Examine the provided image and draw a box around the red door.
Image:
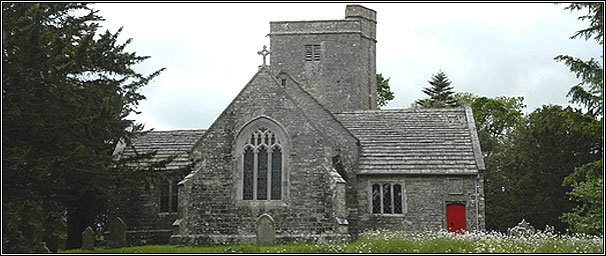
[446,203,466,233]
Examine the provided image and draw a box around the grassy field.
[61,229,604,254]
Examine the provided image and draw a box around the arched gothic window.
[242,127,283,200]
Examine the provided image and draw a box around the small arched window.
[241,127,283,200]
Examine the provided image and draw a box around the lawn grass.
[60,229,604,254]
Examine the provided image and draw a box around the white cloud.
[93,3,602,130]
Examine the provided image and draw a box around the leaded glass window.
[242,127,283,200]
[160,184,169,212]
[271,146,282,200]
[257,146,268,200]
[160,179,179,213]
[372,184,381,214]
[383,184,392,213]
[243,147,254,200]
[371,182,405,214]
[393,184,403,214]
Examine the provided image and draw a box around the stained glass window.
[241,126,284,201]
[271,147,282,200]
[257,147,268,200]
[243,147,254,200]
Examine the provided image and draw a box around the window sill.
[236,200,288,209]
[157,212,178,217]
[370,213,407,217]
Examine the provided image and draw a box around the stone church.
[113,5,486,246]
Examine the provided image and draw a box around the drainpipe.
[475,174,480,230]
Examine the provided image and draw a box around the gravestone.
[256,214,276,246]
[508,219,536,236]
[36,242,51,253]
[81,226,95,251]
[106,217,127,248]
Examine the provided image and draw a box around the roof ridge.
[147,129,207,133]
[274,70,359,145]
[334,107,466,114]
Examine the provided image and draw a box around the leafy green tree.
[416,70,458,108]
[555,3,604,236]
[496,106,602,232]
[452,92,476,107]
[2,3,166,252]
[561,160,603,235]
[470,96,525,156]
[455,93,526,231]
[471,96,525,232]
[376,73,395,108]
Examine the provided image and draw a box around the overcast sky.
[92,2,602,131]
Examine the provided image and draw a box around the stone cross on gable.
[257,45,271,69]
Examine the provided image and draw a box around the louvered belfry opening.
[305,44,321,61]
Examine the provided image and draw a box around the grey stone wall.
[269,5,377,113]
[278,72,362,239]
[355,174,485,232]
[172,69,356,245]
[114,179,180,246]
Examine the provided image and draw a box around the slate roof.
[334,108,484,175]
[117,129,206,170]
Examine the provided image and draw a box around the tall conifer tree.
[2,3,170,252]
[416,70,458,108]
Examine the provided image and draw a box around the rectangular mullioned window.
[371,182,406,215]
[160,179,179,213]
[305,44,321,61]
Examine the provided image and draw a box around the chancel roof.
[117,129,206,170]
[334,108,484,175]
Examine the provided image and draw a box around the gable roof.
[118,129,206,170]
[191,68,358,162]
[334,107,484,175]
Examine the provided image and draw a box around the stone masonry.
[114,4,486,246]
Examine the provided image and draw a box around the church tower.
[269,5,377,112]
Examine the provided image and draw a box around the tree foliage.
[560,169,604,236]
[376,73,395,108]
[2,3,167,252]
[555,3,603,119]
[416,70,458,108]
[554,3,604,236]
[459,94,526,232]
[493,106,602,232]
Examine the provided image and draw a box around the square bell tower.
[269,5,377,113]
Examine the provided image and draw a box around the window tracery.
[242,127,283,200]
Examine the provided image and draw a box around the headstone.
[106,217,127,248]
[256,214,276,246]
[81,226,95,251]
[36,242,51,253]
[508,219,536,236]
